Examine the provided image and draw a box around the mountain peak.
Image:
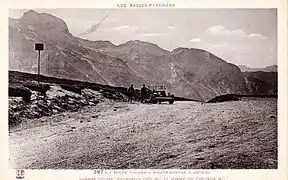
[19,10,71,36]
[171,47,207,55]
[118,40,169,53]
[121,40,152,46]
[120,40,159,47]
[171,47,189,54]
[22,9,38,16]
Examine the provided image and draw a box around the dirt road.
[9,98,277,169]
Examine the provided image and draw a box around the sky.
[9,9,277,68]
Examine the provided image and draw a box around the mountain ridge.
[238,64,277,72]
[9,10,277,101]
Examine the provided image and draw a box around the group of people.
[127,84,149,103]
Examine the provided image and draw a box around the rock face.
[9,10,277,101]
[242,71,277,95]
[9,10,145,88]
[169,48,247,100]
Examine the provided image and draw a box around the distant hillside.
[9,10,277,101]
[242,71,277,95]
[238,65,277,72]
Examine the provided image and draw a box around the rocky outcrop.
[206,94,241,103]
[9,83,32,102]
[8,82,128,128]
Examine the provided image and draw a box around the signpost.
[35,43,44,85]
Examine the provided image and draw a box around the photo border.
[1,0,287,180]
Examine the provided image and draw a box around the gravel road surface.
[9,98,277,169]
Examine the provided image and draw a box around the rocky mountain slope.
[9,10,277,101]
[9,10,145,88]
[242,71,277,95]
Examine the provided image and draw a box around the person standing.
[141,84,147,103]
[127,84,135,103]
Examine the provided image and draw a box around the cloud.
[206,26,248,37]
[168,26,176,29]
[190,38,202,42]
[114,25,139,31]
[206,25,267,41]
[231,29,246,37]
[206,25,230,35]
[140,33,167,37]
[212,43,229,49]
[94,25,140,35]
[248,33,267,40]
[77,14,108,36]
[114,25,130,30]
[195,26,273,67]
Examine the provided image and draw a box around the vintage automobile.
[150,90,175,104]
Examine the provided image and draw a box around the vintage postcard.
[1,0,287,180]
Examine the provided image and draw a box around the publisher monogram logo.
[16,170,25,179]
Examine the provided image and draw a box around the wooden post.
[38,50,40,85]
[35,43,44,85]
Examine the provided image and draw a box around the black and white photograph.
[8,8,278,169]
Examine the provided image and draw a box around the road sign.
[35,43,44,85]
[35,43,44,51]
